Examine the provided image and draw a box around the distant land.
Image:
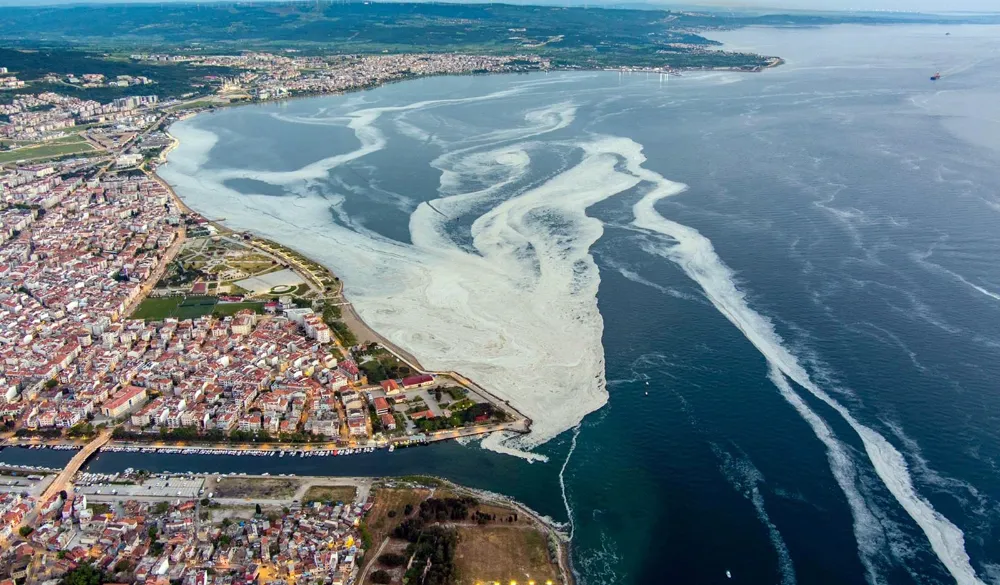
[0,1,996,73]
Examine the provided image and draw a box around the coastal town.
[1,50,533,446]
[0,49,562,585]
[0,467,568,585]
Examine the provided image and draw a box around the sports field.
[131,296,216,320]
[131,296,264,320]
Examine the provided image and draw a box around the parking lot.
[77,477,205,499]
[0,473,53,498]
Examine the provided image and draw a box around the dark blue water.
[14,24,1000,585]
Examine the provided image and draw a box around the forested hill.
[0,2,994,70]
[0,2,984,53]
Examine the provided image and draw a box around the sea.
[8,23,1000,585]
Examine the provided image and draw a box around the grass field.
[453,525,558,585]
[0,140,95,163]
[213,301,264,316]
[130,296,182,320]
[215,477,298,500]
[174,296,218,319]
[131,295,219,320]
[302,485,357,505]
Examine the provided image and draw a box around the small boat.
[726,570,732,579]
[931,71,942,81]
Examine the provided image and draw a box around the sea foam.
[163,97,622,450]
[626,143,987,585]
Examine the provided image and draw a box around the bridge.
[35,428,112,510]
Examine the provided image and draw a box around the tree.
[377,552,406,568]
[60,563,105,585]
[19,525,33,537]
[370,570,391,585]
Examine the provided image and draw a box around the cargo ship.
[931,71,942,81]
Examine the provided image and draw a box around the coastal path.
[358,537,390,584]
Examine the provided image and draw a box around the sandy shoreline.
[149,130,423,367]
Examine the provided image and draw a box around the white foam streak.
[767,367,884,584]
[560,424,581,541]
[630,156,987,585]
[715,444,798,585]
[607,258,700,302]
[911,250,1000,302]
[217,87,526,185]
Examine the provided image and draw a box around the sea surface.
[17,23,1000,585]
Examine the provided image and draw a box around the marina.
[98,444,404,456]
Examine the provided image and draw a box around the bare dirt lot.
[214,477,298,500]
[365,487,432,541]
[454,525,558,585]
[302,485,358,504]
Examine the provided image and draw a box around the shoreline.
[152,93,535,438]
[158,57,781,118]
